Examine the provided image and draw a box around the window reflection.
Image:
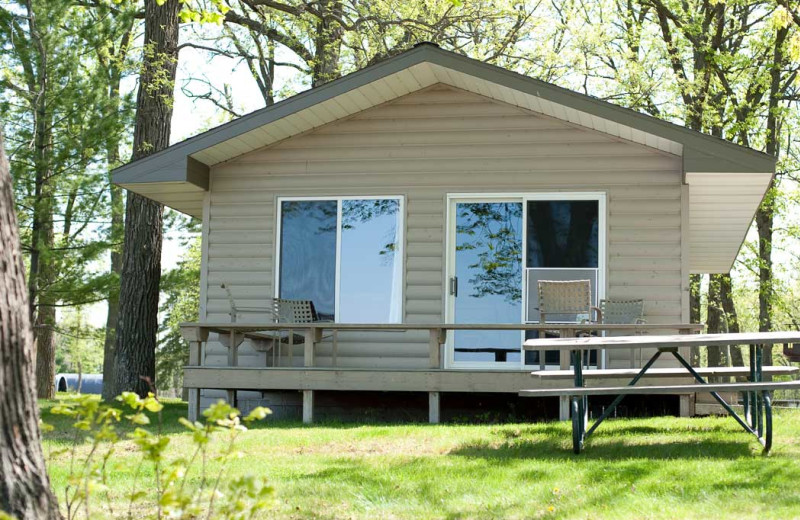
[279,200,337,320]
[340,199,401,323]
[279,198,402,323]
[527,200,598,268]
[454,202,523,363]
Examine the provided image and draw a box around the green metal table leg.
[756,344,764,437]
[672,351,758,436]
[584,350,663,437]
[572,397,583,454]
[763,391,773,455]
[570,349,586,453]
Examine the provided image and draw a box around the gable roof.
[113,42,775,273]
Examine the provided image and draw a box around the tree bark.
[102,78,126,401]
[19,0,58,398]
[312,0,343,86]
[718,273,744,367]
[706,274,727,369]
[757,25,788,368]
[110,0,180,398]
[0,129,62,519]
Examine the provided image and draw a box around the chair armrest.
[590,306,603,323]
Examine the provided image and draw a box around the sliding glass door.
[451,201,523,365]
[447,194,605,369]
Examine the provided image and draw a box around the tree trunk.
[28,60,56,399]
[102,101,125,401]
[757,25,788,368]
[110,0,180,398]
[706,274,727,370]
[718,273,744,367]
[0,129,62,519]
[101,182,122,401]
[312,1,343,86]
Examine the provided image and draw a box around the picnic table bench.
[521,331,800,454]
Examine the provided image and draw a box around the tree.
[0,128,62,519]
[1,0,128,398]
[109,0,181,398]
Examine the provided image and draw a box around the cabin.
[113,43,775,423]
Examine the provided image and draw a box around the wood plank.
[531,366,800,379]
[183,367,689,393]
[524,331,800,351]
[520,381,800,397]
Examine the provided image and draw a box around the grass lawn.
[41,396,800,519]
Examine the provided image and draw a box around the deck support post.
[303,390,314,424]
[429,392,440,423]
[180,326,208,422]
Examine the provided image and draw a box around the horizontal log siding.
[202,85,684,372]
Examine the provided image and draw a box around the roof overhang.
[114,43,775,273]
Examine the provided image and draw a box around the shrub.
[46,393,273,519]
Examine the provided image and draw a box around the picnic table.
[521,331,800,454]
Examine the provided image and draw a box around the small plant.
[47,393,273,519]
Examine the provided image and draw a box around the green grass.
[40,396,800,519]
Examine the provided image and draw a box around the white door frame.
[444,192,607,370]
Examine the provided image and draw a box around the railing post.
[303,327,318,368]
[429,328,444,369]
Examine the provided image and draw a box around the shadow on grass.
[448,419,760,461]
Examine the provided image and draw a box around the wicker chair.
[600,298,645,368]
[599,299,644,325]
[534,280,602,370]
[538,280,602,325]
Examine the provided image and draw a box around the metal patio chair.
[599,298,645,368]
[221,284,331,366]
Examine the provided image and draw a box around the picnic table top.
[523,331,800,351]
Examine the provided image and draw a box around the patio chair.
[534,280,602,370]
[221,284,330,366]
[599,298,645,368]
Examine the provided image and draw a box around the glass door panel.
[452,201,523,365]
[523,199,601,368]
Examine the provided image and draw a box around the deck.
[180,322,703,423]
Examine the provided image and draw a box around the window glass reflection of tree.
[456,202,523,304]
[280,199,401,323]
[280,200,337,320]
[340,199,401,323]
[527,201,598,268]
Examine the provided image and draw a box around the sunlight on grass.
[40,396,800,519]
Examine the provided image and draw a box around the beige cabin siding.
[201,85,684,374]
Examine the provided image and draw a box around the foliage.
[45,392,272,519]
[0,0,136,308]
[54,310,104,374]
[157,236,201,394]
